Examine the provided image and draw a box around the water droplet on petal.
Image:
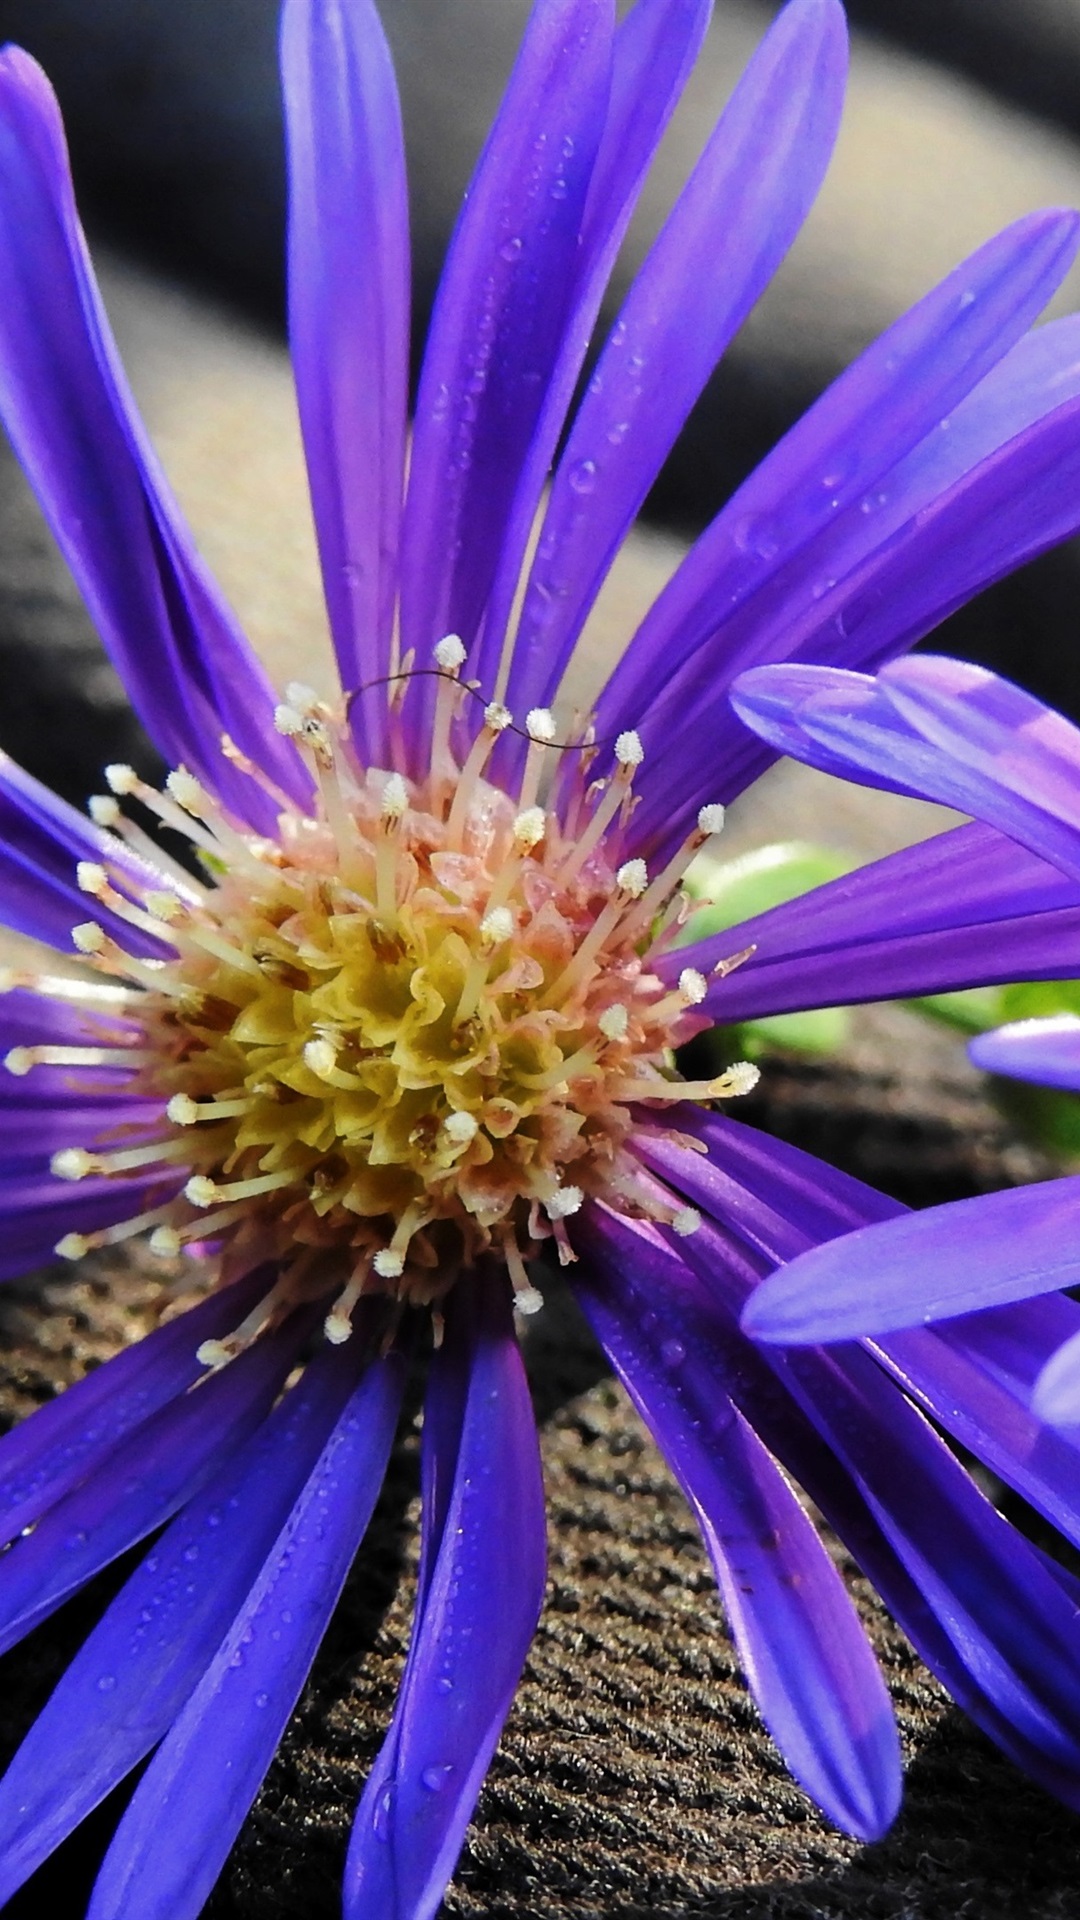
[96,1673,116,1693]
[254,1691,270,1709]
[499,236,523,263]
[568,459,597,496]
[422,1763,454,1793]
[373,1785,396,1840]
[660,1338,686,1369]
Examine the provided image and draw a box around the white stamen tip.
[678,968,708,1007]
[433,633,467,673]
[76,862,108,896]
[185,1175,219,1208]
[615,730,644,768]
[512,807,546,850]
[166,770,207,815]
[716,1060,761,1098]
[104,764,138,795]
[4,1048,32,1076]
[324,1313,353,1345]
[514,1286,545,1316]
[196,1339,232,1370]
[525,707,557,743]
[51,1148,93,1181]
[89,795,121,827]
[444,1109,479,1146]
[547,1184,583,1220]
[672,1207,701,1238]
[72,922,107,955]
[616,859,649,899]
[149,1226,182,1256]
[480,907,514,945]
[373,1249,405,1279]
[484,702,513,733]
[284,681,320,715]
[697,804,726,836]
[55,1233,89,1260]
[380,773,409,821]
[167,1093,200,1125]
[303,1037,339,1078]
[599,1004,629,1041]
[274,703,304,738]
[146,891,184,922]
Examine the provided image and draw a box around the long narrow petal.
[0,1097,162,1165]
[575,1209,900,1840]
[0,1314,305,1654]
[0,1335,370,1904]
[630,376,1080,855]
[970,1016,1080,1090]
[742,1178,1080,1344]
[505,0,847,720]
[664,824,1080,1021]
[0,1267,273,1546]
[281,0,408,760]
[601,218,1080,738]
[345,1276,546,1920]
[86,1344,407,1920]
[1033,1331,1080,1425]
[396,0,614,700]
[0,1167,183,1283]
[0,50,308,829]
[472,0,713,720]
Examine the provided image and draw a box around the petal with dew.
[282,0,409,763]
[86,1343,407,1920]
[506,0,847,720]
[0,49,308,830]
[0,1333,372,1905]
[345,1276,545,1920]
[575,1205,900,1840]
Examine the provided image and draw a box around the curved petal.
[83,1343,407,1920]
[0,1333,371,1905]
[970,1016,1080,1091]
[396,0,614,714]
[503,0,848,718]
[600,218,1080,741]
[742,1177,1080,1344]
[1033,1331,1080,1426]
[0,49,309,830]
[575,1207,900,1841]
[281,0,408,763]
[345,1275,546,1920]
[472,0,714,725]
[0,1266,274,1547]
[0,1313,305,1656]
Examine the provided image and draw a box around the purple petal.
[575,1206,900,1840]
[0,50,309,829]
[503,0,848,718]
[0,984,145,1106]
[86,1343,407,1920]
[742,1178,1080,1344]
[629,358,1080,856]
[0,751,177,954]
[345,1275,546,1920]
[0,1332,371,1904]
[970,1016,1080,1090]
[396,0,614,721]
[664,822,1080,1022]
[472,0,714,729]
[601,216,1080,747]
[0,1267,274,1546]
[281,0,408,763]
[0,1166,183,1283]
[1033,1331,1080,1425]
[0,1097,162,1165]
[0,1310,305,1654]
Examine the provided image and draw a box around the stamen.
[6,1043,154,1075]
[519,708,557,813]
[167,1091,252,1124]
[431,636,467,801]
[446,702,513,846]
[559,735,644,885]
[0,965,137,1010]
[373,1248,405,1279]
[324,1261,371,1344]
[50,1139,190,1180]
[185,1168,296,1207]
[55,1199,181,1259]
[598,1004,629,1042]
[621,805,726,940]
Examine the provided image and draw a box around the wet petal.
[281,0,409,761]
[82,1344,406,1920]
[345,1276,545,1920]
[0,49,308,829]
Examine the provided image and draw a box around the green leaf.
[676,840,855,947]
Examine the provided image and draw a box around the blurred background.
[2,0,1080,806]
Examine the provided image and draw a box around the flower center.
[6,647,755,1350]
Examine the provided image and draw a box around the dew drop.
[421,1763,454,1793]
[660,1338,686,1369]
[499,236,523,263]
[373,1785,396,1841]
[254,1691,270,1710]
[567,458,597,495]
[96,1673,116,1693]
[435,1675,454,1695]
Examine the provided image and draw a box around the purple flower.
[6,0,1080,1911]
[732,651,1080,1424]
